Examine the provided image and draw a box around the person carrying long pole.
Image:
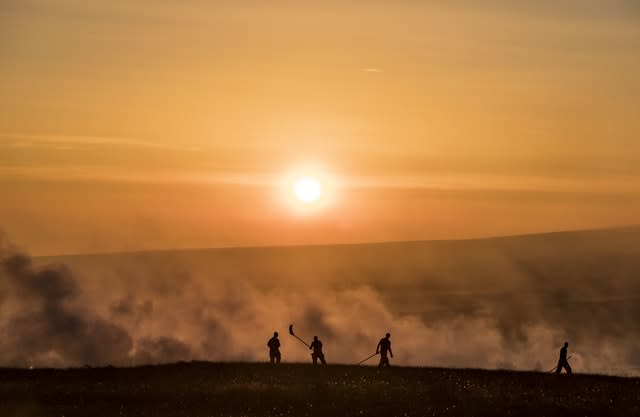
[376,333,393,367]
[554,342,572,375]
[309,336,327,365]
[290,324,330,365]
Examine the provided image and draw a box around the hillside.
[1,363,638,417]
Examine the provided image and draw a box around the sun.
[281,166,335,213]
[293,176,323,203]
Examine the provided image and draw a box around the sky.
[1,1,640,255]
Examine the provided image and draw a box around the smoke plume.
[1,228,639,375]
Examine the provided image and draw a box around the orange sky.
[1,1,640,255]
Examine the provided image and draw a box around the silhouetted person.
[555,342,572,375]
[267,331,281,364]
[309,336,326,365]
[376,333,393,367]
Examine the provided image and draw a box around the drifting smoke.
[0,253,130,366]
[1,228,640,375]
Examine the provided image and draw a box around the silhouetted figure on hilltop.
[267,332,281,364]
[376,333,393,367]
[309,336,326,365]
[555,342,572,375]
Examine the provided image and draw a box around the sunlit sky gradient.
[1,1,640,255]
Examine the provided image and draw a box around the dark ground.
[0,363,638,417]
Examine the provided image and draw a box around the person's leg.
[555,361,562,374]
[381,356,389,367]
[320,353,326,365]
[270,351,275,364]
[312,354,317,365]
[565,362,572,375]
[276,351,281,364]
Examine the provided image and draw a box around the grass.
[0,362,638,417]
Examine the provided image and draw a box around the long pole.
[548,355,572,373]
[357,352,379,365]
[288,324,310,348]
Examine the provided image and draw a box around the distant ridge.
[36,224,640,259]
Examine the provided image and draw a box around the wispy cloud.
[0,133,201,152]
[0,166,276,187]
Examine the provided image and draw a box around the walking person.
[376,333,393,368]
[555,342,572,375]
[309,336,327,365]
[267,331,281,364]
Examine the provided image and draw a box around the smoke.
[0,253,132,366]
[0,242,187,366]
[1,228,640,375]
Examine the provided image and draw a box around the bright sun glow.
[293,176,323,203]
[281,166,335,213]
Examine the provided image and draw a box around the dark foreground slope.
[1,363,638,417]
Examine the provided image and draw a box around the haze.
[2,1,640,255]
[2,228,640,375]
[1,1,640,376]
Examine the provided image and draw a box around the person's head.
[314,336,318,341]
[274,331,279,337]
[564,341,569,348]
[386,333,391,339]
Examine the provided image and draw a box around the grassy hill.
[1,363,638,417]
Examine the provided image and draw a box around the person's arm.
[376,340,381,354]
[389,343,393,358]
[309,342,313,350]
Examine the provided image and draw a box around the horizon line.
[33,223,640,259]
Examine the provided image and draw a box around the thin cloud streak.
[3,164,640,196]
[1,133,202,152]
